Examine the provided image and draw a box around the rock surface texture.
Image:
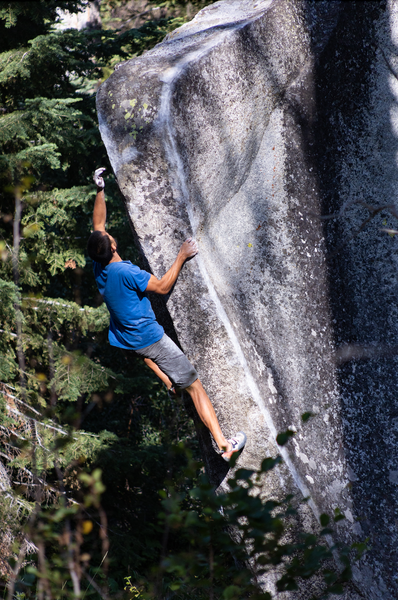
[97,1,398,597]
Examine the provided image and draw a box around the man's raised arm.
[146,238,198,295]
[92,167,107,232]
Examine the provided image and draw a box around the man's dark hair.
[87,231,113,266]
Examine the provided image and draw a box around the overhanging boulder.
[97,1,398,597]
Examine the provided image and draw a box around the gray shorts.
[135,334,198,389]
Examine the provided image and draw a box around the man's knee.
[185,378,200,392]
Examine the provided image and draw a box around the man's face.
[103,231,117,251]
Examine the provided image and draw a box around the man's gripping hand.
[93,167,106,189]
[146,238,198,294]
[179,238,198,261]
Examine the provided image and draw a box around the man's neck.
[109,252,122,263]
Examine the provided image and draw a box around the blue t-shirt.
[93,260,164,350]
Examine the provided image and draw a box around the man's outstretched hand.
[179,238,198,261]
[93,167,106,189]
[146,238,198,294]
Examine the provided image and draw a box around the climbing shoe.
[222,431,247,462]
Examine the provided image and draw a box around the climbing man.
[87,167,246,461]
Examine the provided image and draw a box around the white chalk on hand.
[93,167,106,189]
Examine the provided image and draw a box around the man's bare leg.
[185,379,232,453]
[143,357,173,389]
[143,362,233,454]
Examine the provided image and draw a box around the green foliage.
[120,445,360,600]
[0,1,85,50]
[5,437,360,599]
[100,0,212,34]
[301,411,314,423]
[276,429,295,446]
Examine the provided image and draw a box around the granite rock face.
[97,1,398,597]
